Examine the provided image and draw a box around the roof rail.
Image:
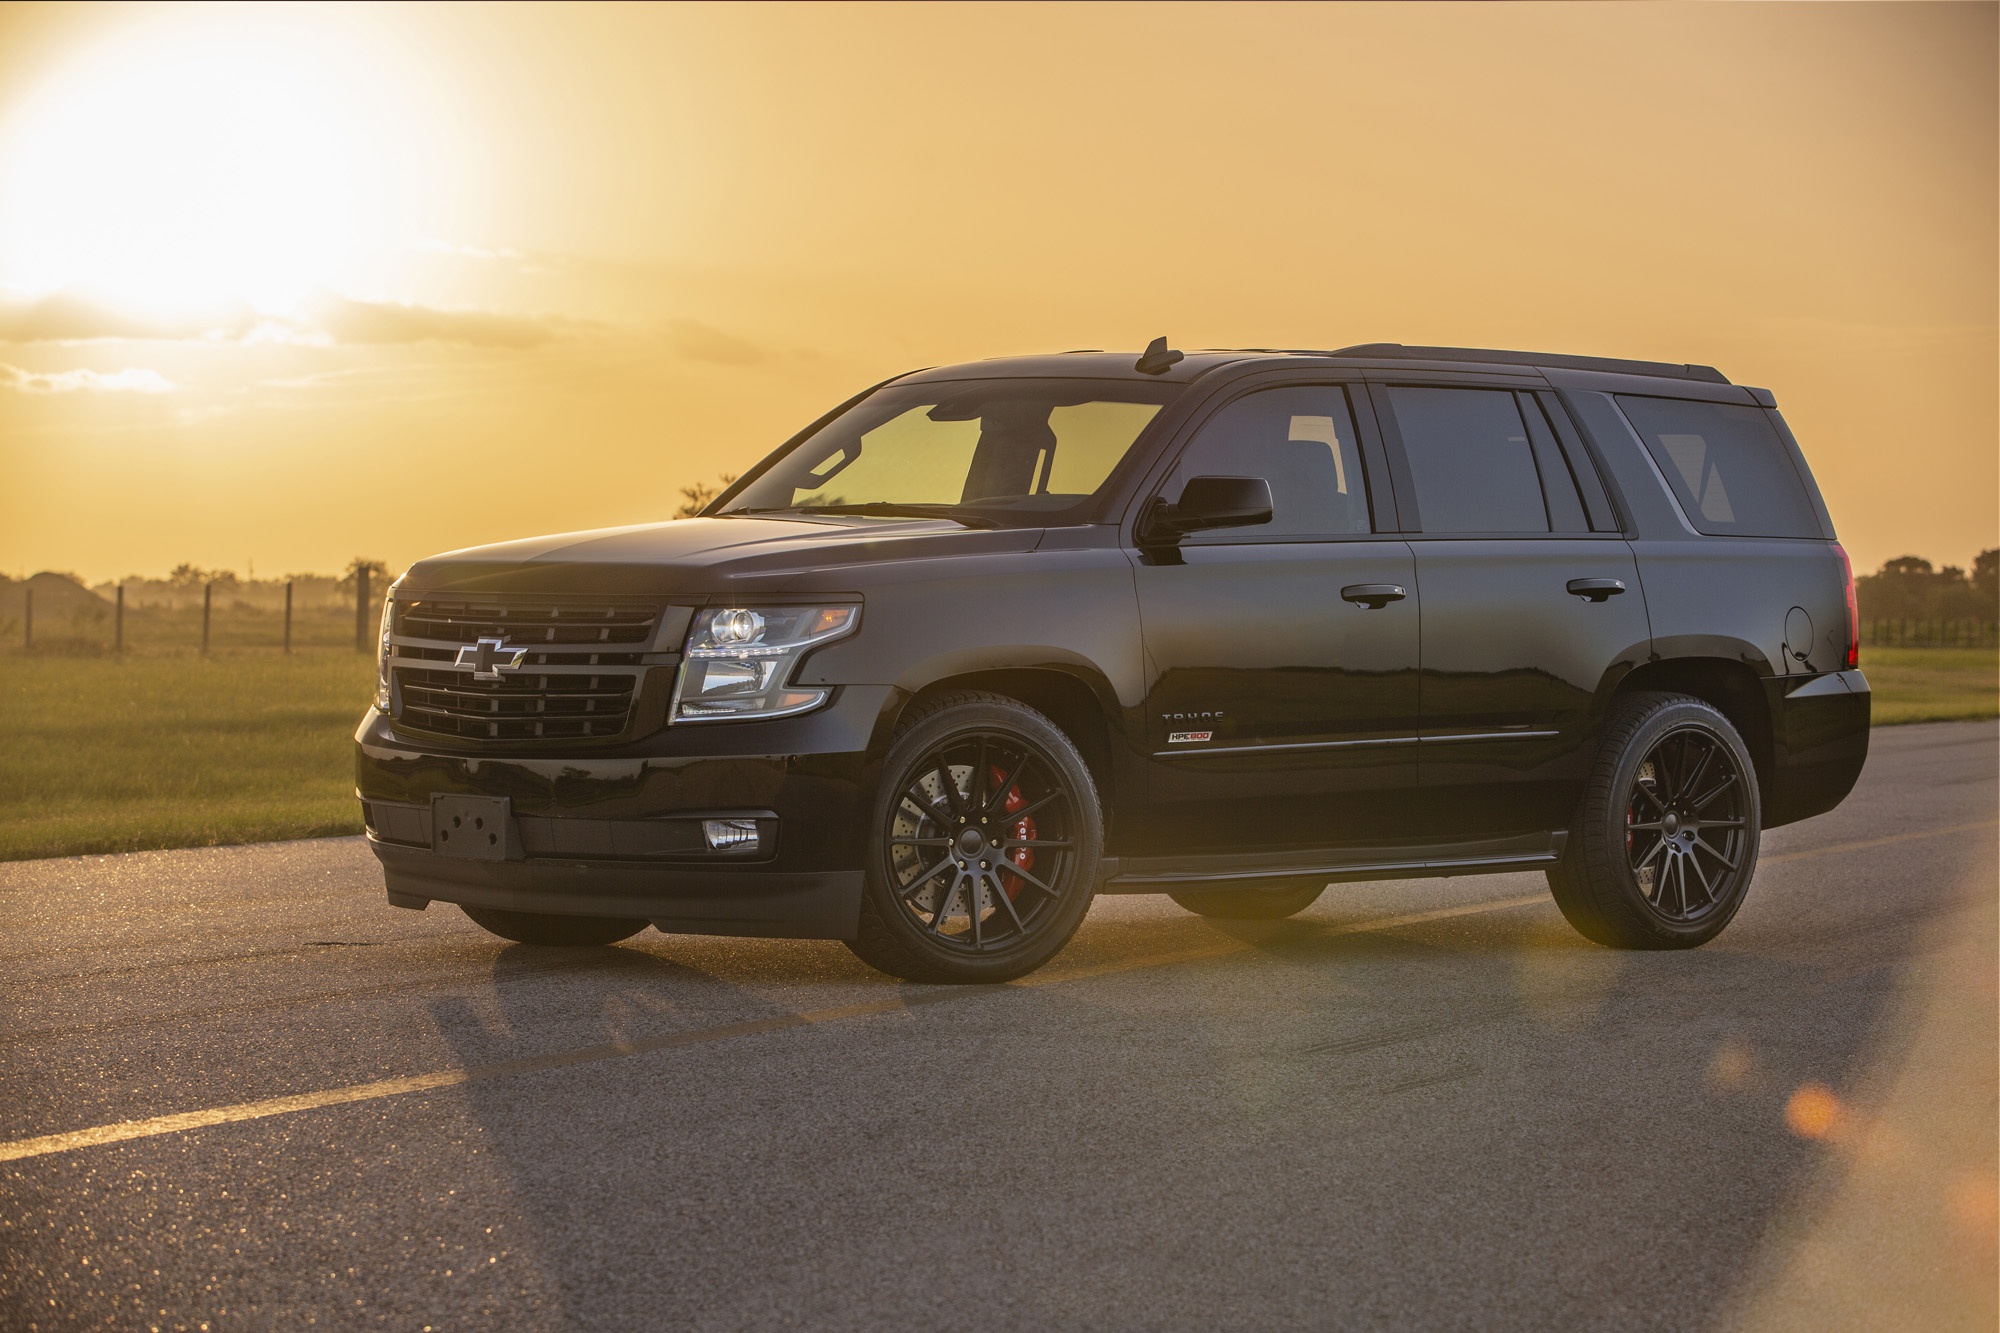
[1328,343,1730,385]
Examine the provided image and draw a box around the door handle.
[1566,578,1627,603]
[1341,583,1407,609]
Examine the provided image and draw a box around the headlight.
[672,604,857,722]
[374,591,396,713]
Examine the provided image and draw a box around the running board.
[1099,833,1566,893]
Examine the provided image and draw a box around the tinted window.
[1388,387,1548,533]
[1616,396,1823,538]
[1166,386,1374,540]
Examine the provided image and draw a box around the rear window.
[1616,396,1821,538]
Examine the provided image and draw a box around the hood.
[401,514,1043,596]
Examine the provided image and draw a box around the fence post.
[283,581,293,655]
[201,582,212,655]
[22,587,30,650]
[115,584,124,653]
[355,567,371,653]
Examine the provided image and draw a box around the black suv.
[356,342,1869,982]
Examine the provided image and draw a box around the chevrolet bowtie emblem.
[456,636,529,681]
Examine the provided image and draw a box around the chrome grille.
[388,597,667,744]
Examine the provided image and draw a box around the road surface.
[3,721,1994,1330]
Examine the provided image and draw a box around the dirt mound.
[0,572,113,635]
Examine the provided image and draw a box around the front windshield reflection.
[720,379,1181,527]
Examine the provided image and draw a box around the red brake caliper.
[989,764,1035,901]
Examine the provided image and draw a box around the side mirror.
[1141,476,1274,544]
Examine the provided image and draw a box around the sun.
[0,12,404,318]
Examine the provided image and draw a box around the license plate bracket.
[431,794,518,861]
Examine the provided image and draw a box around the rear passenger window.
[1616,396,1822,538]
[1167,386,1375,540]
[1387,387,1548,533]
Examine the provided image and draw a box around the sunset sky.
[0,1,1993,582]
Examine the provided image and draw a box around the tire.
[1547,691,1762,950]
[844,691,1102,984]
[1169,881,1325,920]
[461,905,649,947]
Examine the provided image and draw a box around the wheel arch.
[890,665,1129,844]
[1612,656,1776,815]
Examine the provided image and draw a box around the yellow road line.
[5,820,1992,1165]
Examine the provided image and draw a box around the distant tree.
[340,558,391,594]
[164,564,238,588]
[673,473,738,519]
[1856,552,1999,622]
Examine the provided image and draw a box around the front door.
[1133,383,1422,856]
[1370,381,1653,841]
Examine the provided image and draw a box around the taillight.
[1832,542,1859,669]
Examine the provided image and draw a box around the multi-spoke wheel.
[1548,692,1762,949]
[846,692,1101,983]
[1624,726,1751,923]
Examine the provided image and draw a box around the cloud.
[415,238,558,275]
[662,318,773,366]
[0,364,176,394]
[0,289,568,349]
[299,294,561,349]
[0,292,257,343]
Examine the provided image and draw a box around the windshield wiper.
[736,503,1002,529]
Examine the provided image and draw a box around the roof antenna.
[1134,336,1184,375]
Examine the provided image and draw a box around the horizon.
[8,534,1998,593]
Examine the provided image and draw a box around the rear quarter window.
[1615,395,1823,538]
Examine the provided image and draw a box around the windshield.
[719,378,1180,526]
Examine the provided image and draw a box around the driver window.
[1166,386,1374,541]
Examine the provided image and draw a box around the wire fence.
[1860,619,1997,649]
[3,575,387,656]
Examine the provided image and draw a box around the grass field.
[0,646,1993,862]
[0,652,376,861]
[1862,645,2000,726]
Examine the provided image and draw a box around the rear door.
[1132,381,1421,856]
[1369,379,1652,842]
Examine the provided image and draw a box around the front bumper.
[354,685,898,939]
[366,838,863,938]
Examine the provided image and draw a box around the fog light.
[703,818,760,853]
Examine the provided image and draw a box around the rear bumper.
[354,685,897,938]
[1765,668,1870,828]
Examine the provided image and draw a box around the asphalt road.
[3,722,1994,1331]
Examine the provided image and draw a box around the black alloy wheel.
[1624,726,1751,924]
[1548,692,1762,949]
[846,693,1101,983]
[886,727,1077,948]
